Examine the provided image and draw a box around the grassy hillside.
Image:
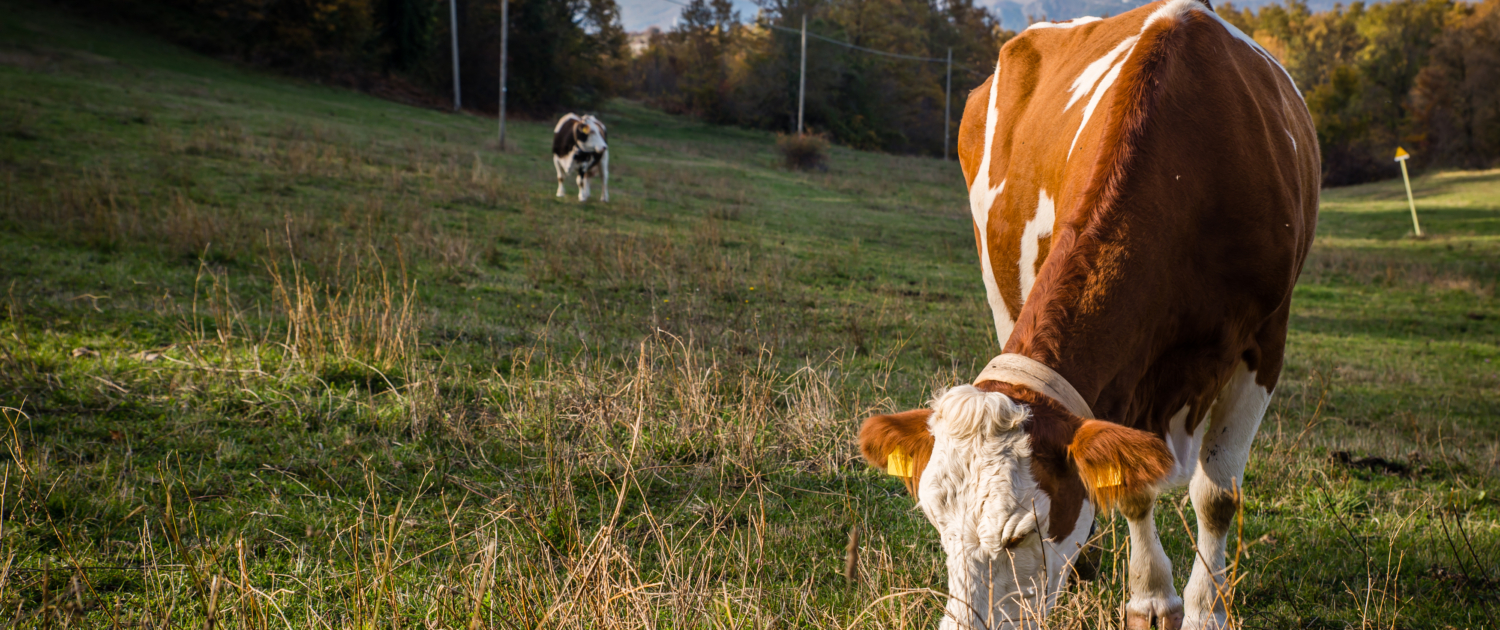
[1,2,1497,628]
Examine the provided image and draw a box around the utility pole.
[450,0,461,111]
[498,0,508,148]
[797,13,807,135]
[944,47,952,161]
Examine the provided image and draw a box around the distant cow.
[859,1,1319,628]
[552,113,609,202]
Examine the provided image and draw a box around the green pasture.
[0,2,1496,627]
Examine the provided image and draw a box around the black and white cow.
[552,113,609,202]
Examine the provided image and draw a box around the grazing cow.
[552,113,609,202]
[858,1,1318,628]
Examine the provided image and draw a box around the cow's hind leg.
[1123,496,1184,630]
[554,157,567,198]
[1183,361,1270,629]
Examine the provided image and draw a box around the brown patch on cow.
[858,409,935,497]
[1117,490,1157,522]
[1197,484,1239,537]
[1068,419,1174,513]
[1033,235,1052,278]
[957,78,993,189]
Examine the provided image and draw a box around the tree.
[1412,0,1500,168]
[453,0,628,116]
[629,0,1010,156]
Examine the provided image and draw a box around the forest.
[70,0,1500,184]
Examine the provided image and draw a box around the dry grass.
[777,133,831,172]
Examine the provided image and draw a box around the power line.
[767,23,946,62]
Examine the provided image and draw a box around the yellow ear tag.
[887,446,914,478]
[1096,466,1123,488]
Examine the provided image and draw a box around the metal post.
[944,47,952,161]
[450,0,461,111]
[499,0,508,148]
[798,14,806,135]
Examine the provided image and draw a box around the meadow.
[1,2,1497,628]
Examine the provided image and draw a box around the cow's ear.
[1067,420,1174,512]
[859,409,935,496]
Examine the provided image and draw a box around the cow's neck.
[1001,213,1179,426]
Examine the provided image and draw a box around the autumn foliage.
[1222,0,1500,184]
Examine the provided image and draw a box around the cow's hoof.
[1126,598,1184,630]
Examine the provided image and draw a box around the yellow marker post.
[1394,146,1422,237]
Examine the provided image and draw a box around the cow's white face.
[917,386,1095,629]
[576,121,607,152]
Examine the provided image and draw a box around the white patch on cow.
[969,63,1015,346]
[1161,404,1208,488]
[1067,37,1136,160]
[919,386,1094,630]
[1286,128,1297,153]
[1025,15,1101,30]
[553,113,582,133]
[1141,0,1202,31]
[1183,362,1272,629]
[1124,504,1184,627]
[1066,36,1138,111]
[1018,190,1056,301]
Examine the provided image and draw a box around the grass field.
[1,3,1497,628]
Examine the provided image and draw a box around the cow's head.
[859,385,1173,629]
[574,119,606,151]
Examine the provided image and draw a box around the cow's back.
[958,0,1318,434]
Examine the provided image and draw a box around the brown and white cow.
[858,1,1318,628]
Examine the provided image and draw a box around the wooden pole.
[944,47,952,161]
[450,0,461,111]
[798,14,806,135]
[498,0,508,148]
[1396,148,1421,237]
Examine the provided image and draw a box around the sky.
[619,0,762,32]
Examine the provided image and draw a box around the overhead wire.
[767,23,946,62]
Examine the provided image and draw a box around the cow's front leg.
[554,157,567,198]
[599,151,609,202]
[578,173,590,202]
[1183,362,1270,630]
[1123,495,1184,630]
